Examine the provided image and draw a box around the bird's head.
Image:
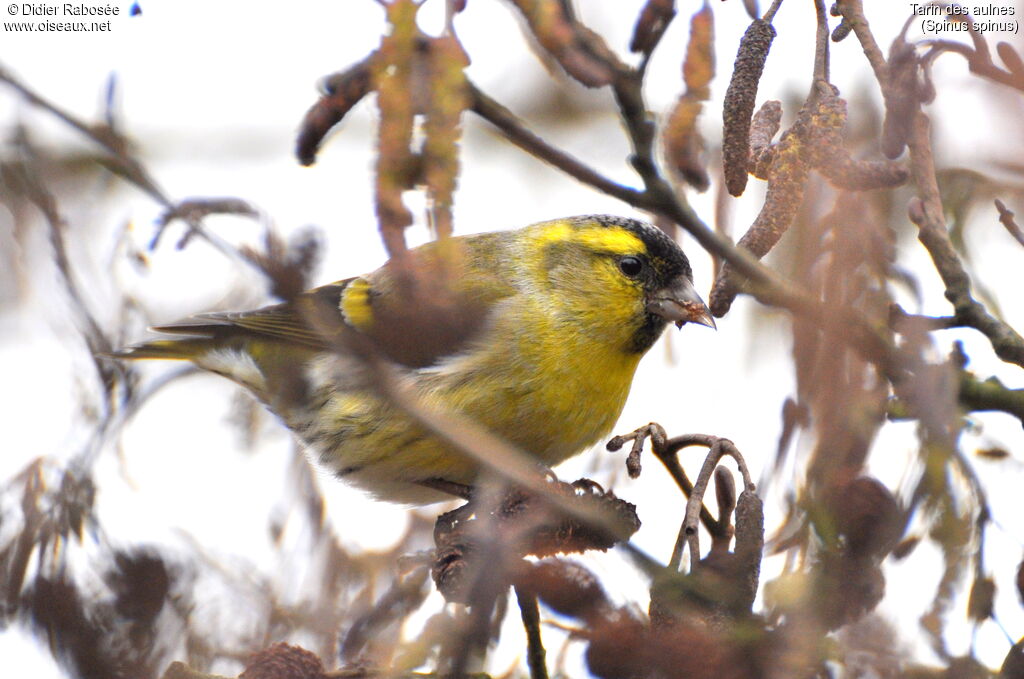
[525,215,714,354]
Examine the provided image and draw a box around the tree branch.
[906,113,1024,369]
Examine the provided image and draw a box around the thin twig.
[0,62,261,268]
[468,82,646,206]
[835,0,887,84]
[994,199,1024,247]
[762,0,785,23]
[607,424,720,535]
[603,63,907,380]
[958,372,1024,422]
[610,70,665,197]
[469,76,905,384]
[8,153,111,358]
[515,586,549,679]
[469,75,774,297]
[673,437,754,572]
[444,0,459,36]
[0,62,166,203]
[922,38,1024,92]
[889,304,959,332]
[812,0,830,82]
[906,113,1024,368]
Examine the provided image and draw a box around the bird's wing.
[144,235,517,368]
[148,280,352,351]
[339,238,517,367]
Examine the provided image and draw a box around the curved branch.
[906,114,1024,369]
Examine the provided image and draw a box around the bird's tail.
[108,319,279,398]
[108,337,216,361]
[109,319,239,361]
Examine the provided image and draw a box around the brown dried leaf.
[891,536,921,560]
[825,476,904,559]
[586,613,747,679]
[663,95,709,191]
[239,227,323,302]
[630,0,676,55]
[967,576,995,622]
[683,2,714,93]
[105,549,174,628]
[813,554,886,631]
[431,482,640,603]
[663,3,714,191]
[584,616,648,679]
[515,558,612,622]
[975,446,1010,460]
[1001,637,1024,679]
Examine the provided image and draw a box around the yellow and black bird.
[118,215,714,503]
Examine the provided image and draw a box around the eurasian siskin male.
[118,215,714,503]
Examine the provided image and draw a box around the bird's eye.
[618,255,644,278]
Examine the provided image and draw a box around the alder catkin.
[880,40,919,160]
[722,19,776,197]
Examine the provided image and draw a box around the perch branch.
[905,113,1024,368]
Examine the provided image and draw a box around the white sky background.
[2,0,1024,676]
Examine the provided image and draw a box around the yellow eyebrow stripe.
[533,221,645,255]
[340,277,374,330]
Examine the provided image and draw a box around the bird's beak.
[646,277,716,330]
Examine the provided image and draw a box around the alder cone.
[239,643,326,679]
[825,475,903,559]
